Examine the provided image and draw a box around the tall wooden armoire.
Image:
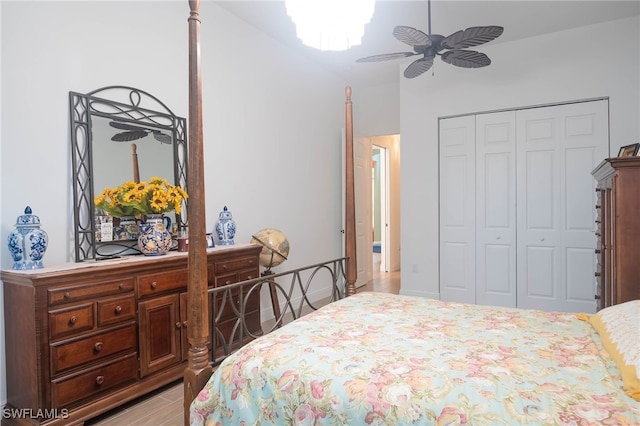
[592,157,640,310]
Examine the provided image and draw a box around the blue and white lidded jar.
[7,206,49,270]
[215,206,236,245]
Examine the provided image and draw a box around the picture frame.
[617,143,639,157]
[206,233,215,248]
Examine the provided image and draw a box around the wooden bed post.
[184,0,212,424]
[344,86,357,296]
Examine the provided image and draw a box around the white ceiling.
[216,0,640,87]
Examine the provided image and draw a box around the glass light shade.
[285,0,375,51]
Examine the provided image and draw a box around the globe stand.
[251,229,289,329]
[261,268,283,328]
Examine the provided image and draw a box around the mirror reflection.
[69,86,187,262]
[91,116,175,196]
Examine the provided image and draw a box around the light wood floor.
[87,266,400,426]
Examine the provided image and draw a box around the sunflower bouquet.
[95,177,188,218]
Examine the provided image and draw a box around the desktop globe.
[250,228,289,274]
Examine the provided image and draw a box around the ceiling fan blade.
[404,57,434,78]
[441,50,491,68]
[441,26,504,50]
[356,52,418,63]
[109,121,143,131]
[393,26,432,47]
[111,130,148,142]
[152,132,172,144]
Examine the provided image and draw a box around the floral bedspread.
[190,292,640,425]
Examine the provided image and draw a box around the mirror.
[69,86,188,262]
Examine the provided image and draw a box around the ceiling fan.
[109,121,172,144]
[356,0,504,78]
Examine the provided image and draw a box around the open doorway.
[351,134,400,288]
[356,134,400,288]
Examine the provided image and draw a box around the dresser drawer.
[238,269,258,281]
[215,273,237,287]
[49,303,94,340]
[51,353,137,408]
[97,295,136,327]
[214,257,258,274]
[48,278,134,306]
[212,288,260,325]
[137,269,188,297]
[214,269,258,287]
[50,324,137,375]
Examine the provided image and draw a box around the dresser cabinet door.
[138,294,182,377]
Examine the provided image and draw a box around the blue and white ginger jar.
[7,206,48,270]
[215,206,236,245]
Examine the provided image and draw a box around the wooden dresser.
[592,157,640,310]
[1,244,261,425]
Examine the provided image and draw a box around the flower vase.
[137,214,172,256]
[7,206,48,269]
[113,216,140,241]
[215,206,236,245]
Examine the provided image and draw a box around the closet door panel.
[475,112,516,307]
[440,115,476,304]
[519,145,560,305]
[517,100,608,312]
[562,102,609,310]
[439,99,608,312]
[526,246,555,297]
[567,247,598,301]
[565,148,601,302]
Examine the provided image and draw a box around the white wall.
[353,81,400,138]
[400,16,640,298]
[0,0,349,406]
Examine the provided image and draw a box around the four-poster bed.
[182,0,359,420]
[182,1,638,425]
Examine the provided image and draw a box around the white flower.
[383,383,413,407]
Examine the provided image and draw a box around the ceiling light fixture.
[285,0,375,52]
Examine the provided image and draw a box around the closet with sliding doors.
[439,99,609,313]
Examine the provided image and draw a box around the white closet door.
[516,100,608,312]
[476,112,517,307]
[439,115,476,304]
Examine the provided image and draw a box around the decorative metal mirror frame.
[69,86,188,262]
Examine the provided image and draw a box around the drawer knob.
[95,376,105,386]
[225,280,232,285]
[222,265,227,270]
[64,292,71,299]
[68,316,77,326]
[247,275,253,279]
[150,282,157,290]
[114,305,122,314]
[175,322,182,329]
[118,283,124,290]
[94,342,103,352]
[182,321,188,328]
